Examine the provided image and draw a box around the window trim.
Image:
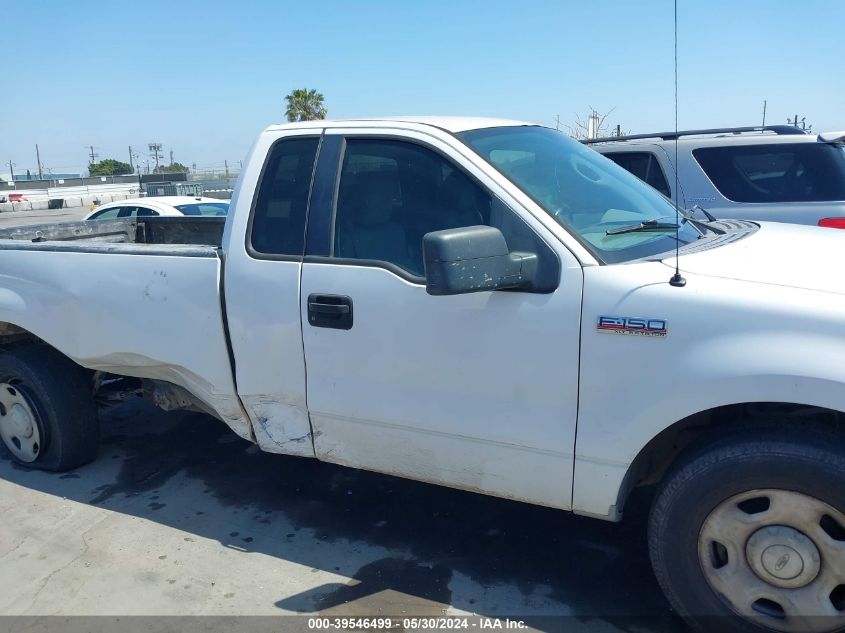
[303,253,427,283]
[304,134,344,258]
[244,133,323,262]
[310,133,559,288]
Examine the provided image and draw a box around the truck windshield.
[458,126,702,263]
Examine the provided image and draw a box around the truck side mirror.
[422,225,538,296]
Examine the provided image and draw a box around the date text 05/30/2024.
[308,617,528,630]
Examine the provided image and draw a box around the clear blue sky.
[4,0,844,175]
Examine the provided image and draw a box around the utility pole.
[169,149,174,165]
[129,145,134,173]
[761,100,767,127]
[35,144,43,180]
[8,160,14,182]
[224,159,229,178]
[148,143,163,172]
[587,110,600,139]
[88,145,98,164]
[238,159,243,170]
[786,114,812,132]
[616,124,621,137]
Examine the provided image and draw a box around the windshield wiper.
[684,205,726,235]
[606,218,680,235]
[688,204,717,221]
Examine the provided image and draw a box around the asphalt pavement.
[0,205,90,228]
[0,401,688,632]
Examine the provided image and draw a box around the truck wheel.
[0,345,98,471]
[649,432,845,633]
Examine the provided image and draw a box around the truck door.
[223,130,323,457]
[299,128,583,509]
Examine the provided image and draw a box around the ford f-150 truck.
[0,118,843,633]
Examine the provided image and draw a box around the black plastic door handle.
[308,302,349,315]
[307,294,353,330]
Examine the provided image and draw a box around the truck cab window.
[250,137,320,256]
[333,139,492,276]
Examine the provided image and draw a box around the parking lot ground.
[0,402,687,632]
[0,205,90,228]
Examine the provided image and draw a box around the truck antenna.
[669,0,686,288]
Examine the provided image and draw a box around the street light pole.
[36,144,43,180]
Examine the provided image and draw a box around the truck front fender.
[576,265,845,520]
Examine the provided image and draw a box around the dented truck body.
[0,214,314,456]
[2,118,845,525]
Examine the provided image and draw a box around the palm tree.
[284,88,327,122]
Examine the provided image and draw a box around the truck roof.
[265,116,536,134]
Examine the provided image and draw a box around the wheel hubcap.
[0,383,42,462]
[699,489,845,633]
[746,525,821,588]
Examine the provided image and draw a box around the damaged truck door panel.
[2,118,845,632]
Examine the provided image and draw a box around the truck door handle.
[307,294,353,330]
[309,302,349,315]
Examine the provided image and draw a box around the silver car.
[586,126,845,227]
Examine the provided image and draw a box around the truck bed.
[0,213,250,441]
[0,216,225,256]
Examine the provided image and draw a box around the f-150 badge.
[597,316,668,337]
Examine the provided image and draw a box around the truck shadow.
[0,401,687,632]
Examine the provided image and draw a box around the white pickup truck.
[0,118,843,632]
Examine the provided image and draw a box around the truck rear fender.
[0,251,254,442]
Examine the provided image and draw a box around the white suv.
[587,126,845,227]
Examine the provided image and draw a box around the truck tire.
[0,345,98,471]
[648,431,845,633]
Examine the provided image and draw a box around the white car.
[84,196,229,219]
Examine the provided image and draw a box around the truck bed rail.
[0,216,225,247]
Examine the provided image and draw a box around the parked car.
[83,196,229,219]
[1,117,845,632]
[586,125,845,227]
